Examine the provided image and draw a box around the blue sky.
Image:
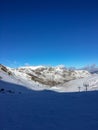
[0,0,98,68]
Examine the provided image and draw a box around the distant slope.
[9,65,91,86]
[1,64,98,92]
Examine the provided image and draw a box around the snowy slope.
[0,65,91,91]
[0,64,98,130]
[12,65,91,86]
[0,81,98,130]
[1,64,98,92]
[50,74,98,92]
[0,65,49,91]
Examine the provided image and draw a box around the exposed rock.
[0,64,91,87]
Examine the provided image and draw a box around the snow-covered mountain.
[0,64,90,84]
[0,64,98,130]
[1,64,98,92]
[14,65,91,85]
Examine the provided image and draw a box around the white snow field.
[0,64,98,130]
[0,80,98,130]
[0,64,98,92]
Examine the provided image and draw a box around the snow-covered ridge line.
[1,63,98,92]
[0,64,90,84]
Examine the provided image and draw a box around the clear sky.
[0,0,98,68]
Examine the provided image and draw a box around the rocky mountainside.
[0,64,91,86]
[1,64,98,92]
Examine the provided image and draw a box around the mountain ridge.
[1,63,98,92]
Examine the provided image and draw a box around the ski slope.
[0,80,98,130]
[0,65,98,92]
[0,65,98,130]
[1,64,98,92]
[50,74,98,92]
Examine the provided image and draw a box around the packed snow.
[0,80,98,130]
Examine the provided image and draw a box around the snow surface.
[0,65,98,130]
[0,70,49,91]
[0,80,98,130]
[51,74,98,92]
[0,65,98,92]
